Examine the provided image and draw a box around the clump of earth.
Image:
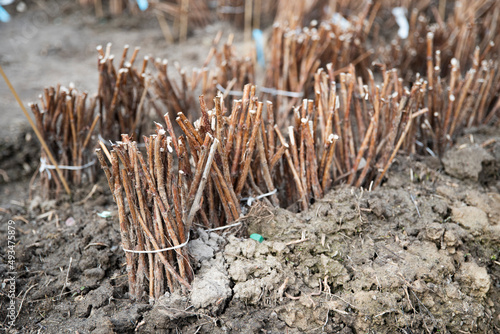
[1,128,499,333]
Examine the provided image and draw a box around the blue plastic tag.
[252,29,265,67]
[136,0,148,11]
[0,5,11,23]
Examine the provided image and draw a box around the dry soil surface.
[0,4,499,334]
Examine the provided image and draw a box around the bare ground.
[0,4,499,334]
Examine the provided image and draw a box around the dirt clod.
[442,144,497,183]
[190,255,232,311]
[457,261,491,298]
[451,206,489,233]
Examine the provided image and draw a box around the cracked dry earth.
[0,128,499,333]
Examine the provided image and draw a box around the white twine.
[217,5,245,14]
[121,221,244,255]
[259,86,304,98]
[39,158,96,180]
[120,188,277,253]
[242,189,278,206]
[205,221,243,232]
[202,190,278,233]
[98,134,115,147]
[216,84,303,98]
[121,189,277,253]
[216,83,244,97]
[122,232,190,254]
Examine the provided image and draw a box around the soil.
[1,4,500,334]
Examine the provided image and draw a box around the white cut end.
[194,119,201,130]
[288,126,295,145]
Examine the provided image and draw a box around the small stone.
[65,217,76,227]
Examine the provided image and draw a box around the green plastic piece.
[250,233,264,243]
[97,211,112,218]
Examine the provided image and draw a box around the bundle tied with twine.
[30,85,99,198]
